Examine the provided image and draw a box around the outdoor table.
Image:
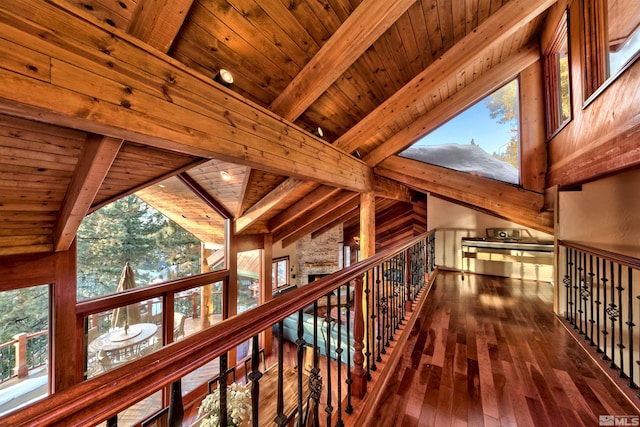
[89,323,158,361]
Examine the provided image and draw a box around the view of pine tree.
[485,80,520,169]
[0,285,48,343]
[77,195,201,300]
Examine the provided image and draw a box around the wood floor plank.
[366,271,640,426]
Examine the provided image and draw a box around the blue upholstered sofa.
[272,285,355,364]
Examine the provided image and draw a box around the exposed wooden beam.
[177,172,232,219]
[376,156,553,233]
[335,0,555,155]
[0,0,372,192]
[281,197,360,248]
[269,0,417,120]
[364,42,540,166]
[373,175,416,202]
[274,191,358,243]
[235,178,307,234]
[235,167,253,217]
[53,135,122,251]
[268,185,341,233]
[127,0,194,53]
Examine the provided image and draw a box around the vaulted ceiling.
[0,0,556,257]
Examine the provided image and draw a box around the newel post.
[13,333,28,378]
[351,274,367,398]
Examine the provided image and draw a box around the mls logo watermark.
[600,415,640,426]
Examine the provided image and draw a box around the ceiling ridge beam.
[235,177,307,234]
[335,0,555,155]
[53,134,123,251]
[269,0,417,120]
[365,41,540,166]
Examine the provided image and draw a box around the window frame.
[581,0,640,105]
[544,10,572,139]
[271,257,289,289]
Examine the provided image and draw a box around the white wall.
[559,168,640,256]
[427,195,554,280]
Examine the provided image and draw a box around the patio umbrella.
[111,262,142,330]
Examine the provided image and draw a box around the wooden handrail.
[0,231,434,427]
[558,240,640,270]
[76,269,229,317]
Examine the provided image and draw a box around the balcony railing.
[0,330,48,384]
[559,240,640,395]
[0,231,436,427]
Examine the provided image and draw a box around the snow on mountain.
[398,143,519,185]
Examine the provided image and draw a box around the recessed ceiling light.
[220,171,232,181]
[214,69,234,87]
[158,184,165,188]
[312,127,324,138]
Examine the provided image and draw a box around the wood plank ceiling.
[0,0,556,256]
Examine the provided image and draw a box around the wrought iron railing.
[1,231,436,427]
[559,241,640,393]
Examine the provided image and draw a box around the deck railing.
[0,330,48,384]
[559,240,640,394]
[0,231,436,427]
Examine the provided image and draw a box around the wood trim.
[559,240,640,271]
[53,135,123,251]
[0,251,57,291]
[359,192,376,258]
[53,243,77,392]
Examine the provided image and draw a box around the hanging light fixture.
[214,69,234,87]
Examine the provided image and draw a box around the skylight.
[399,79,520,185]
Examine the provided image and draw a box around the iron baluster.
[616,263,624,374]
[335,285,344,427]
[345,280,354,413]
[563,247,570,321]
[589,255,595,346]
[275,319,286,427]
[220,353,228,427]
[596,257,602,351]
[250,334,262,427]
[296,311,305,427]
[324,292,333,427]
[375,264,383,363]
[573,248,579,329]
[608,261,618,369]
[309,302,321,427]
[365,269,374,375]
[626,267,636,387]
[602,259,610,361]
[578,250,584,334]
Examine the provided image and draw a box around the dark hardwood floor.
[364,271,640,427]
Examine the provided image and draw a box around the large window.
[583,0,640,99]
[77,195,203,300]
[544,11,571,138]
[399,79,520,185]
[272,257,289,289]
